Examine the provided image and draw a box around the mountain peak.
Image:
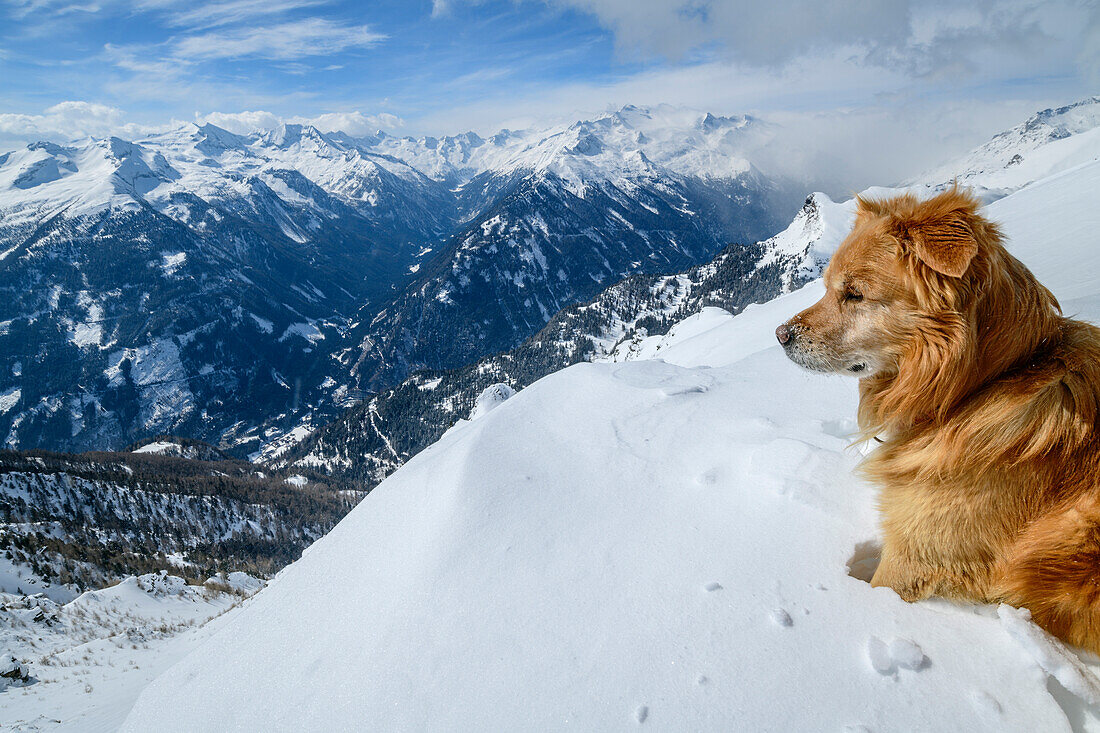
[193,122,248,148]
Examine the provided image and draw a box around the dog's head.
[776,187,1060,427]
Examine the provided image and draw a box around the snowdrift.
[124,158,1100,731]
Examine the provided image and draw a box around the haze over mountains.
[0,105,800,456]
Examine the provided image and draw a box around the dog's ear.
[896,210,978,278]
[855,194,887,223]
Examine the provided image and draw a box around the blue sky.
[0,1,643,132]
[0,1,1097,184]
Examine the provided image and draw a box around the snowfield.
[122,158,1100,731]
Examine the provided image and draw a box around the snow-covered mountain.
[347,161,787,389]
[261,98,1100,476]
[121,153,1100,731]
[340,106,795,387]
[0,107,798,455]
[363,104,778,187]
[275,192,845,484]
[0,127,447,455]
[914,96,1100,199]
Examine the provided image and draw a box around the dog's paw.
[870,564,934,602]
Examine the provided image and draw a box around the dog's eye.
[844,290,863,303]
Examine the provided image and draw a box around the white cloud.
[0,101,405,151]
[173,18,385,61]
[300,111,404,135]
[545,0,1097,77]
[103,42,181,75]
[0,102,408,150]
[0,101,155,140]
[156,0,329,29]
[194,109,405,136]
[195,110,285,134]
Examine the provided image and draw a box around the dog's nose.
[776,323,792,345]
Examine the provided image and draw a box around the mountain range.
[0,105,800,455]
[272,96,1100,487]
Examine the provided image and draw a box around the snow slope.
[123,158,1100,731]
[1,572,262,732]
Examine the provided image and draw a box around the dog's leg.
[1001,500,1100,655]
[871,543,993,602]
[870,545,940,602]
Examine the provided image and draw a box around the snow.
[123,147,1100,732]
[755,192,856,287]
[67,292,106,349]
[104,338,196,431]
[249,313,274,334]
[220,572,264,596]
[0,553,75,603]
[365,104,764,187]
[998,605,1100,707]
[159,252,186,276]
[468,382,514,419]
[278,322,324,345]
[0,386,20,415]
[130,441,176,455]
[250,422,315,463]
[0,104,775,239]
[0,573,261,731]
[69,322,104,349]
[915,97,1100,199]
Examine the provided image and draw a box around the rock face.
[0,108,800,455]
[0,651,30,688]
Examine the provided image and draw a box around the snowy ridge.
[0,105,776,240]
[915,96,1100,199]
[276,236,783,485]
[751,191,855,289]
[124,153,1100,730]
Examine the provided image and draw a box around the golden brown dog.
[777,187,1100,653]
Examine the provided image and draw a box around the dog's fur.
[778,187,1100,653]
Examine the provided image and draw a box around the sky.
[0,0,1097,188]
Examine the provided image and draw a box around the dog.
[776,187,1100,654]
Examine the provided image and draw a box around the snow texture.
[124,157,1100,731]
